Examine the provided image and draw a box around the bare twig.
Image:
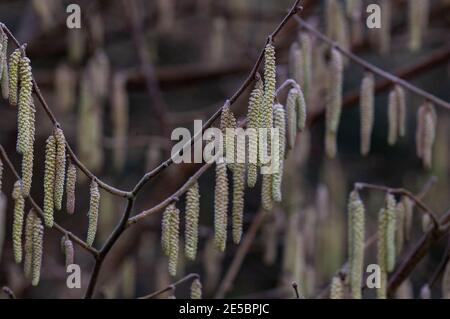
[2,286,16,299]
[138,273,200,299]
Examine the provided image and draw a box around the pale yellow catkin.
[395,86,406,137]
[190,278,202,299]
[168,204,179,277]
[416,104,427,159]
[395,201,405,257]
[161,204,173,257]
[1,28,9,99]
[17,56,34,156]
[360,73,375,155]
[409,0,430,52]
[261,42,276,159]
[66,162,76,214]
[185,182,200,260]
[377,207,388,299]
[220,101,236,168]
[286,88,298,150]
[385,194,397,273]
[348,190,365,299]
[422,104,436,169]
[272,104,286,203]
[442,260,450,299]
[296,86,307,132]
[247,77,263,188]
[87,179,100,246]
[422,214,432,232]
[43,135,56,227]
[388,89,398,146]
[8,48,20,106]
[12,180,24,263]
[330,276,344,299]
[214,160,228,252]
[63,236,74,267]
[232,149,245,245]
[24,209,36,279]
[325,49,343,158]
[403,196,414,241]
[31,215,43,286]
[53,127,66,210]
[261,174,273,211]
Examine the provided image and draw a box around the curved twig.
[138,273,200,299]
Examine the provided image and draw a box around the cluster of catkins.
[337,190,415,299]
[160,41,308,276]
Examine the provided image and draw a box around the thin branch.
[2,286,16,299]
[138,273,200,299]
[294,17,450,110]
[0,145,98,256]
[354,182,439,228]
[292,282,300,299]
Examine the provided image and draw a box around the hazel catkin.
[330,275,344,299]
[360,73,375,155]
[388,89,398,146]
[24,209,36,279]
[8,48,20,106]
[385,194,397,273]
[12,180,24,263]
[168,204,179,277]
[66,162,76,214]
[325,49,343,158]
[162,204,173,257]
[191,278,202,299]
[395,86,406,138]
[0,28,9,99]
[62,235,74,267]
[348,190,365,299]
[272,104,286,203]
[17,56,34,155]
[185,182,200,260]
[296,86,307,132]
[286,88,298,150]
[31,215,43,286]
[232,150,245,245]
[261,174,273,211]
[247,77,263,187]
[53,127,66,210]
[87,179,100,246]
[214,159,228,252]
[422,104,436,169]
[377,208,388,299]
[43,135,56,227]
[220,101,236,168]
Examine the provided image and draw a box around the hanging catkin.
[416,104,427,159]
[388,89,398,146]
[348,190,365,299]
[261,42,276,161]
[220,101,236,167]
[87,179,100,246]
[62,235,74,267]
[385,194,397,273]
[232,149,245,244]
[247,76,263,187]
[299,33,312,100]
[395,86,406,137]
[422,104,436,169]
[360,73,375,155]
[286,88,298,150]
[377,208,388,299]
[395,201,405,257]
[185,182,200,260]
[422,214,432,232]
[21,144,34,197]
[111,73,129,172]
[17,56,34,154]
[53,127,66,210]
[12,180,24,263]
[8,48,20,106]
[55,63,76,113]
[403,196,414,241]
[296,86,307,132]
[272,104,286,203]
[409,0,430,52]
[330,275,344,299]
[442,259,450,299]
[161,204,174,256]
[24,209,36,279]
[43,135,56,227]
[66,162,76,214]
[31,215,43,286]
[190,278,202,299]
[261,174,273,211]
[214,160,228,252]
[325,49,343,158]
[1,28,9,99]
[168,204,179,277]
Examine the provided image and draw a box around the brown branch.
[294,17,450,110]
[138,273,199,299]
[214,211,266,298]
[0,145,98,256]
[2,286,16,299]
[355,182,440,228]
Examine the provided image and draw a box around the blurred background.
[0,0,449,299]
